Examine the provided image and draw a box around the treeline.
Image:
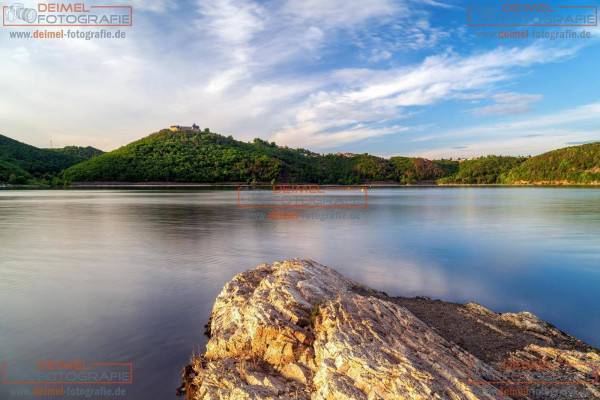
[0,134,103,184]
[62,129,461,184]
[2,129,598,186]
[504,142,600,184]
[438,156,527,184]
[439,144,600,184]
[60,130,600,185]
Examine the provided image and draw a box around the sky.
[1,0,599,158]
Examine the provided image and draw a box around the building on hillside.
[170,123,200,132]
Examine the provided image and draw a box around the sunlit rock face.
[181,260,599,400]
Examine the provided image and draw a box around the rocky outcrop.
[180,260,599,400]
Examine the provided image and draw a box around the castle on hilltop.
[169,123,200,132]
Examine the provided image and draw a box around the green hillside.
[504,142,600,184]
[390,157,458,184]
[3,129,598,186]
[0,134,103,183]
[48,145,104,160]
[0,158,32,184]
[62,129,459,184]
[438,156,526,184]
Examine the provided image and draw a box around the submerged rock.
[181,260,599,400]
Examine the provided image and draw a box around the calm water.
[1,188,599,399]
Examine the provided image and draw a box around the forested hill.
[0,134,103,184]
[62,129,456,184]
[2,128,598,185]
[438,156,527,184]
[62,129,600,185]
[503,142,600,184]
[48,145,104,160]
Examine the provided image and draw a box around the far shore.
[2,181,600,190]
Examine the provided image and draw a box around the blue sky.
[1,0,599,158]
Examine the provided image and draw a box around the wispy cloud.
[411,101,600,158]
[130,0,176,13]
[471,92,543,116]
[0,0,595,157]
[417,0,456,9]
[271,44,578,149]
[282,0,398,27]
[197,0,265,45]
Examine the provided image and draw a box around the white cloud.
[197,0,265,45]
[367,48,392,63]
[276,123,410,149]
[270,44,578,149]
[130,0,176,13]
[0,0,591,157]
[471,92,543,116]
[417,0,456,9]
[416,133,600,160]
[410,102,600,158]
[282,0,398,28]
[343,45,575,104]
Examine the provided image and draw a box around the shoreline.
[2,181,600,190]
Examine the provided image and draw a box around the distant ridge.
[504,142,600,184]
[1,129,598,185]
[0,134,103,184]
[61,128,457,185]
[62,128,599,185]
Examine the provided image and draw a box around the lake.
[0,188,599,399]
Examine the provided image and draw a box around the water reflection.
[0,188,598,399]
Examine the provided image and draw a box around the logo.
[237,185,369,209]
[1,359,133,385]
[468,2,598,27]
[237,185,369,221]
[2,2,133,27]
[5,3,36,23]
[466,357,600,398]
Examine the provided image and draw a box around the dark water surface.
[1,188,599,399]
